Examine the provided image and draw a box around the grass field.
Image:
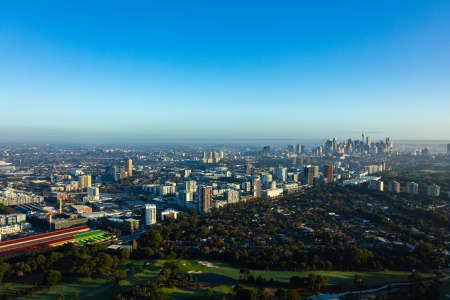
[0,259,422,300]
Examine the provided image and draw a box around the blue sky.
[1,1,450,142]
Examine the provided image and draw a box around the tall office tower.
[202,152,208,163]
[263,145,271,157]
[226,189,240,204]
[304,166,314,185]
[183,169,191,178]
[198,186,212,213]
[292,173,299,182]
[145,204,157,225]
[332,137,338,151]
[447,143,450,154]
[427,184,440,197]
[406,182,419,194]
[126,158,133,177]
[79,175,92,189]
[246,161,253,175]
[207,152,213,163]
[185,180,197,193]
[323,164,334,183]
[366,136,371,147]
[388,181,400,193]
[252,177,262,198]
[287,145,294,153]
[213,152,220,163]
[386,137,393,150]
[276,167,287,182]
[295,144,303,154]
[362,132,365,145]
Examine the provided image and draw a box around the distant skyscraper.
[362,132,365,144]
[304,166,314,185]
[263,145,271,157]
[287,145,294,153]
[199,186,212,213]
[386,137,393,150]
[447,143,450,154]
[323,164,334,183]
[126,158,133,177]
[246,161,253,175]
[295,144,303,154]
[366,136,371,147]
[145,204,156,225]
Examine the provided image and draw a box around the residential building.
[406,182,419,194]
[199,186,212,213]
[427,184,440,197]
[145,204,156,225]
[388,181,400,193]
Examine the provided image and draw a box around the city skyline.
[1,1,450,142]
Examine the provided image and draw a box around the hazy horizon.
[1,1,450,141]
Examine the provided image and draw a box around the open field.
[0,259,424,300]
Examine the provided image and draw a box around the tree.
[44,270,62,286]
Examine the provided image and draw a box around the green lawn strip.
[73,230,103,239]
[158,259,417,287]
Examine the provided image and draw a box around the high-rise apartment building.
[86,187,100,201]
[369,180,384,192]
[252,177,262,198]
[427,184,440,197]
[126,158,133,177]
[145,204,157,226]
[199,186,212,213]
[276,167,287,182]
[323,164,334,183]
[304,166,314,185]
[79,175,92,189]
[226,189,240,204]
[388,181,400,193]
[185,180,197,193]
[406,182,419,194]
